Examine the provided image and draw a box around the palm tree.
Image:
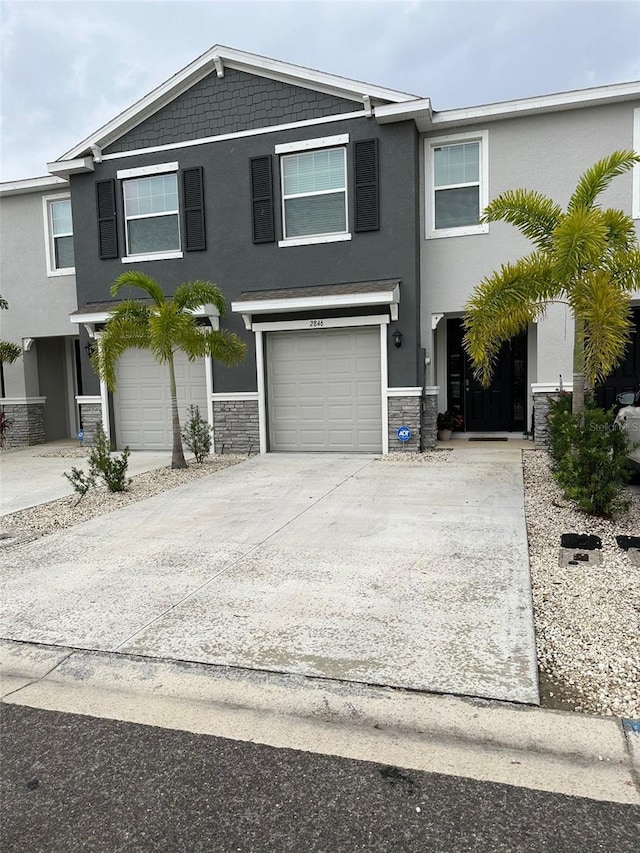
[463,150,640,414]
[92,271,246,469]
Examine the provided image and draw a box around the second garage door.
[267,327,382,451]
[114,349,208,450]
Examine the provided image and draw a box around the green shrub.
[181,404,212,464]
[89,422,131,492]
[546,393,573,470]
[63,466,96,505]
[547,399,633,518]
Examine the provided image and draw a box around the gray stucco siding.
[71,116,421,397]
[104,68,360,154]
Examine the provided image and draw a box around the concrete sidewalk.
[0,450,537,705]
[0,442,180,515]
[1,639,637,805]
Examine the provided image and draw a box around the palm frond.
[92,314,151,391]
[575,269,633,384]
[0,340,22,364]
[481,189,562,251]
[148,305,195,362]
[601,207,637,251]
[551,207,608,281]
[201,329,247,366]
[463,254,556,385]
[568,150,640,211]
[111,270,165,306]
[172,281,228,316]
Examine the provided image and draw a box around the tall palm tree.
[92,271,246,469]
[463,150,640,414]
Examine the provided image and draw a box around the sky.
[1,0,639,182]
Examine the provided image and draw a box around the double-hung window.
[276,134,351,247]
[427,131,489,238]
[117,162,182,261]
[44,195,75,274]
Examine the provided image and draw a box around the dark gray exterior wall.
[71,101,420,398]
[105,69,359,154]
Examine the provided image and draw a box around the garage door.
[267,327,382,451]
[114,349,207,450]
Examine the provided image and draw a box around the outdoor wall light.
[392,329,403,348]
[84,340,96,357]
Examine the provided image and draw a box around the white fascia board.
[275,134,349,154]
[47,157,94,177]
[232,287,399,316]
[252,314,390,332]
[117,161,179,179]
[0,175,68,196]
[70,304,215,325]
[431,81,640,129]
[54,45,418,164]
[374,98,432,125]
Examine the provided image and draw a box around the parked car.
[614,390,640,472]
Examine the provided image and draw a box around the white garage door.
[114,349,208,450]
[267,327,382,452]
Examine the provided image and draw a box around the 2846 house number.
[309,319,325,328]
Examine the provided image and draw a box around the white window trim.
[278,232,352,248]
[42,192,75,276]
[122,251,184,263]
[116,161,179,179]
[275,133,349,154]
[121,169,181,259]
[280,146,349,242]
[425,130,489,239]
[633,108,640,220]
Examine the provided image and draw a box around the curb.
[1,638,638,805]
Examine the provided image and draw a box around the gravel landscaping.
[1,445,638,718]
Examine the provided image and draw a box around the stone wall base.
[213,399,259,455]
[79,403,102,445]
[1,402,45,448]
[387,395,421,452]
[421,393,438,451]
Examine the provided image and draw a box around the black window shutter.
[250,156,275,243]
[354,139,379,232]
[181,167,206,251]
[96,179,118,259]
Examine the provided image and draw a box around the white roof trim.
[375,81,640,131]
[70,304,219,325]
[231,286,400,316]
[47,157,95,177]
[0,175,69,196]
[53,45,418,164]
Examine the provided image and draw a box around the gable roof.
[52,45,419,167]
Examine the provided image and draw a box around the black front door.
[447,319,527,432]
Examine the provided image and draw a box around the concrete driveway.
[0,450,539,705]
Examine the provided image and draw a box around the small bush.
[181,404,212,463]
[89,422,131,492]
[546,393,573,470]
[63,466,96,505]
[547,399,633,518]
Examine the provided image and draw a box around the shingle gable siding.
[105,68,359,154]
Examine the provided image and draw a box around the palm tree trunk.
[572,317,586,416]
[168,354,187,470]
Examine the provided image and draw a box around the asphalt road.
[1,705,638,853]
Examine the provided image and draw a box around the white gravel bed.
[0,454,246,547]
[523,450,640,719]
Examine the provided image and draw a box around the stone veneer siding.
[421,393,438,451]
[213,399,259,455]
[1,402,45,447]
[78,403,102,445]
[387,396,421,452]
